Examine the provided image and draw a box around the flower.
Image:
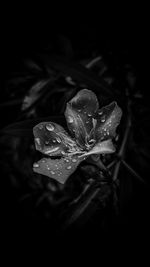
[33,89,122,184]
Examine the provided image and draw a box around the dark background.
[1,17,149,255]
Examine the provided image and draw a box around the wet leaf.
[1,116,64,137]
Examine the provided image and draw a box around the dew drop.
[72,158,77,163]
[52,139,56,143]
[64,158,69,162]
[56,137,61,143]
[66,166,71,170]
[68,116,74,123]
[88,113,92,117]
[101,117,105,123]
[98,111,103,115]
[50,171,55,175]
[46,123,54,131]
[33,162,39,168]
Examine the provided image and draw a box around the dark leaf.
[1,116,64,137]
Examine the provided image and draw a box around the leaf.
[33,155,84,184]
[1,116,64,137]
[95,101,122,141]
[22,79,49,111]
[65,89,99,147]
[38,54,113,97]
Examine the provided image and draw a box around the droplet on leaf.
[50,171,55,175]
[72,158,77,162]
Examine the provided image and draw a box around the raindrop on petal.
[50,171,55,175]
[72,158,77,163]
[101,117,105,122]
[66,166,71,170]
[33,163,39,168]
[56,137,61,143]
[52,139,56,143]
[68,116,74,123]
[88,113,92,117]
[46,123,54,131]
[98,111,103,115]
[64,158,69,162]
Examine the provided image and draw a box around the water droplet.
[107,131,110,135]
[88,113,92,117]
[46,123,54,131]
[52,139,56,143]
[33,162,39,168]
[41,159,46,163]
[66,166,71,170]
[86,121,89,124]
[35,138,41,145]
[101,117,105,123]
[50,171,55,175]
[64,158,69,162]
[98,111,103,115]
[68,116,74,123]
[72,158,77,163]
[56,137,61,143]
[78,109,81,112]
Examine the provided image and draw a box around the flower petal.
[65,89,99,147]
[79,139,116,157]
[95,101,122,141]
[33,155,85,184]
[33,121,79,156]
